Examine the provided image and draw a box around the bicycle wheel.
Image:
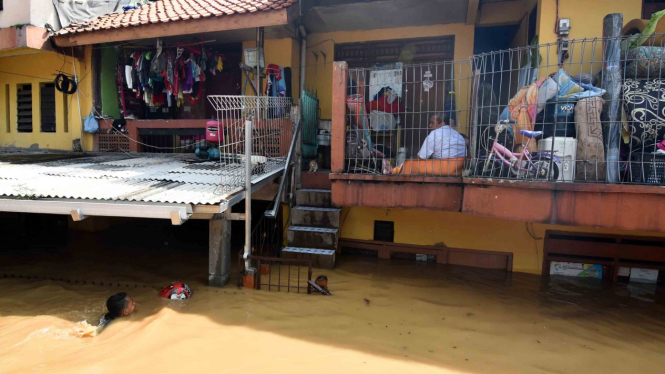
[475,158,505,178]
[532,159,559,181]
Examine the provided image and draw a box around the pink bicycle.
[476,120,560,180]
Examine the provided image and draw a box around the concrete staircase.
[283,189,339,269]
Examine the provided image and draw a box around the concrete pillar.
[331,61,348,174]
[209,213,231,287]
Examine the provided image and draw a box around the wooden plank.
[54,10,289,47]
[543,229,665,282]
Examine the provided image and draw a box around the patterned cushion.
[625,47,665,79]
[623,78,665,149]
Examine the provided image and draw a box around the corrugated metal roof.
[0,154,282,205]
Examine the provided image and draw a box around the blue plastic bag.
[83,111,98,134]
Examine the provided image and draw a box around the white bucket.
[538,137,577,182]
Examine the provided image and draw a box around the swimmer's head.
[106,292,135,319]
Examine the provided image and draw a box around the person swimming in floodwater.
[98,292,135,332]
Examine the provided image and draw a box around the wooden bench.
[339,238,513,271]
[544,231,665,282]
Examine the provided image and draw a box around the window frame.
[16,83,33,133]
[39,82,57,133]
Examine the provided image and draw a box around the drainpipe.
[299,25,307,93]
[245,27,264,269]
[71,48,85,152]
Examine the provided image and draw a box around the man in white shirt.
[417,113,467,159]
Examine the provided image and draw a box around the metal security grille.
[40,83,56,133]
[137,129,205,154]
[345,60,471,175]
[206,95,293,193]
[340,34,665,186]
[16,84,32,133]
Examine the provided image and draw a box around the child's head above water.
[106,292,135,319]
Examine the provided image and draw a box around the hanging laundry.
[150,52,166,75]
[200,47,207,72]
[194,61,201,82]
[152,75,165,94]
[181,60,194,93]
[152,92,166,106]
[190,72,205,105]
[125,65,133,89]
[177,91,184,107]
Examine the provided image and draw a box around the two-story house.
[2,0,665,287]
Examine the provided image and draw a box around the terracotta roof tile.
[55,0,295,36]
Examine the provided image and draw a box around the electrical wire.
[525,222,542,270]
[0,70,53,80]
[306,39,336,49]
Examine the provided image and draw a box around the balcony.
[330,36,665,232]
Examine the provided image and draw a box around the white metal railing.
[207,95,293,194]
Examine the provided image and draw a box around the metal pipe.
[265,105,301,218]
[244,115,252,269]
[602,14,623,183]
[299,25,307,93]
[71,48,85,152]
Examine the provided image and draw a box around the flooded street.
[1,219,665,374]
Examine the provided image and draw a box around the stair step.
[282,247,336,269]
[296,189,332,208]
[292,206,341,228]
[287,226,338,250]
[288,226,338,233]
[293,206,340,212]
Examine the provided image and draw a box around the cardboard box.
[629,268,659,283]
[618,267,631,277]
[550,262,602,279]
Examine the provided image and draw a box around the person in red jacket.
[366,87,405,114]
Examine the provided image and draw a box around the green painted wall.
[100,47,120,119]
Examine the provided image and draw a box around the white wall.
[30,0,60,29]
[0,0,60,29]
[0,0,31,28]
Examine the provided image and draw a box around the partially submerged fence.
[342,34,665,185]
[238,252,312,293]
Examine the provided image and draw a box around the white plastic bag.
[369,110,396,131]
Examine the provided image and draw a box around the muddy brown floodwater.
[1,220,665,373]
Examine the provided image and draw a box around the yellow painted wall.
[478,0,537,27]
[242,38,300,101]
[340,207,665,275]
[0,47,94,151]
[535,0,643,76]
[306,23,476,131]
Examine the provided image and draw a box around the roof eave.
[52,8,290,47]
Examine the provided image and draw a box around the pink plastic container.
[206,120,222,143]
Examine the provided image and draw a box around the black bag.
[534,98,578,138]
